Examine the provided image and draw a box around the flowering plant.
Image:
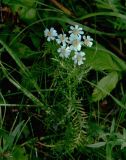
[44,25,93,66]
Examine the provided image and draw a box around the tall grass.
[0,0,126,159]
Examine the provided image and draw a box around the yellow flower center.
[73,29,79,35]
[47,31,51,36]
[60,35,65,41]
[84,39,89,46]
[73,39,79,47]
[77,55,81,61]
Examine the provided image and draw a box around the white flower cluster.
[44,25,93,66]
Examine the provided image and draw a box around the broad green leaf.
[92,71,119,101]
[85,44,126,72]
[87,142,106,148]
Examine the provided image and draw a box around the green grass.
[1,0,126,159]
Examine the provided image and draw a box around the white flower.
[83,35,93,47]
[56,34,68,46]
[72,51,86,65]
[69,35,82,51]
[69,25,84,37]
[57,46,71,58]
[44,28,57,41]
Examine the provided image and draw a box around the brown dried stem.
[50,0,75,17]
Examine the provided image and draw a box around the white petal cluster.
[69,35,82,51]
[44,28,57,41]
[57,46,71,58]
[83,35,93,47]
[44,25,93,66]
[56,34,68,46]
[69,25,84,37]
[72,51,86,66]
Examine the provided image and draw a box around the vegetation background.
[0,0,126,159]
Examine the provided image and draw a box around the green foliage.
[3,0,35,7]
[4,0,37,23]
[85,44,126,72]
[94,0,126,34]
[84,44,126,102]
[92,71,119,101]
[11,42,35,58]
[10,147,28,160]
[1,0,126,159]
[0,121,28,160]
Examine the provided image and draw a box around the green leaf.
[11,121,25,140]
[17,6,36,22]
[19,0,35,7]
[3,121,25,151]
[3,0,36,23]
[87,142,106,148]
[0,129,11,152]
[85,44,126,72]
[92,71,119,101]
[9,146,28,160]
